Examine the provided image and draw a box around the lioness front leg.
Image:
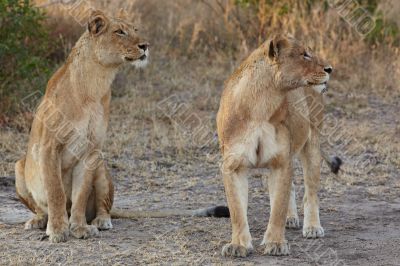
[268,178,299,229]
[69,155,100,239]
[262,155,292,256]
[91,161,114,230]
[299,137,324,239]
[41,143,69,243]
[221,156,253,258]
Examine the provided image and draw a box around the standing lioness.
[15,10,149,242]
[217,35,333,257]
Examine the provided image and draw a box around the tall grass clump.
[3,0,399,125]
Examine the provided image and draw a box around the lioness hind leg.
[221,155,253,258]
[91,162,114,230]
[299,138,324,239]
[286,182,300,229]
[15,158,48,230]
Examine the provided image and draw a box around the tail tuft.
[205,206,230,218]
[330,156,342,174]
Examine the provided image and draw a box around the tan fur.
[217,35,332,257]
[15,10,149,243]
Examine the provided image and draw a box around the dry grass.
[0,0,399,265]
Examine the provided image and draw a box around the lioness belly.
[288,118,310,155]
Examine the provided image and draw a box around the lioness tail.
[111,205,230,219]
[321,151,343,174]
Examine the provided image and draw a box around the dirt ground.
[0,56,399,265]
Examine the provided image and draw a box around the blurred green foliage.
[366,12,399,45]
[0,0,59,116]
[354,0,399,45]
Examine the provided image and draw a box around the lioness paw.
[48,229,69,243]
[91,217,113,230]
[221,243,252,258]
[70,224,99,239]
[286,216,300,229]
[263,241,290,256]
[46,221,69,243]
[24,216,47,230]
[303,226,324,239]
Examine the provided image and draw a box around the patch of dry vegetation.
[0,1,399,264]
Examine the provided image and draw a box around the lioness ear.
[117,8,129,20]
[88,10,109,36]
[268,36,290,60]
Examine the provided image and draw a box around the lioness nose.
[324,66,333,74]
[138,43,149,52]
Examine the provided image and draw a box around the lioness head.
[87,10,149,68]
[268,35,332,93]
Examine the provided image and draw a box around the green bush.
[0,0,59,116]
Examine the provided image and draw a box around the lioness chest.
[220,89,312,168]
[286,89,312,153]
[61,102,108,170]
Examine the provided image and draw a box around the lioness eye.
[303,52,311,60]
[115,29,126,36]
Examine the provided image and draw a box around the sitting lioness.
[217,35,333,257]
[15,10,228,243]
[15,9,149,242]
